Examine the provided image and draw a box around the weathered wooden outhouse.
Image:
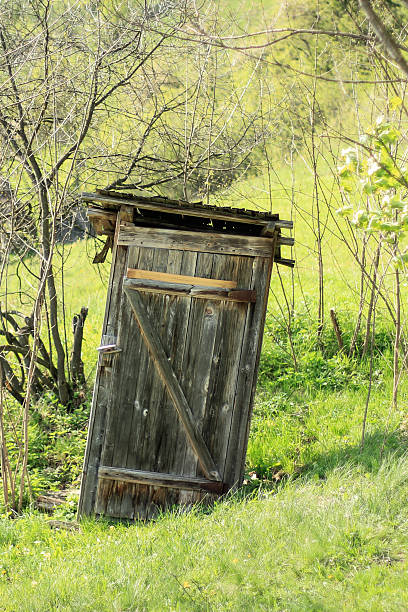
[78,190,293,520]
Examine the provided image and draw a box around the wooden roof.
[82,189,294,267]
[81,189,292,229]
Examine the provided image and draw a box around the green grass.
[2,225,408,608]
[1,456,408,610]
[2,0,407,605]
[2,131,408,611]
[4,155,406,493]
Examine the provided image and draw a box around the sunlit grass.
[1,456,408,610]
[2,145,407,611]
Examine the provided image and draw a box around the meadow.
[2,155,408,609]
[2,0,408,604]
[1,458,408,610]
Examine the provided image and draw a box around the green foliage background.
[2,0,408,607]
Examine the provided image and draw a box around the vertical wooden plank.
[151,251,199,481]
[118,248,170,518]
[128,250,199,481]
[124,287,220,481]
[200,254,254,475]
[123,249,169,468]
[120,249,198,518]
[78,205,133,517]
[135,251,189,473]
[86,232,275,521]
[100,245,156,517]
[179,252,216,478]
[223,254,275,489]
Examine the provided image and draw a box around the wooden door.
[79,212,275,520]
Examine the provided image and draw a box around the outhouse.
[78,190,293,520]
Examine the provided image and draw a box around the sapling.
[337,100,407,445]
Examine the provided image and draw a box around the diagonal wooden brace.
[124,281,221,482]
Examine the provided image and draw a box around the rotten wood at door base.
[98,466,225,493]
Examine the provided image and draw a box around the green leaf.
[352,210,369,228]
[395,252,408,269]
[367,216,381,230]
[338,165,352,178]
[336,205,353,217]
[377,126,400,145]
[389,96,403,111]
[389,198,406,210]
[363,182,378,194]
[379,221,401,232]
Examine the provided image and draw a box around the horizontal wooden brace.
[275,257,295,268]
[127,268,237,289]
[96,344,122,355]
[98,466,224,493]
[118,223,275,258]
[275,219,294,229]
[261,220,294,233]
[124,278,256,303]
[277,236,295,247]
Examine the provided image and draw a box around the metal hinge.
[96,344,122,355]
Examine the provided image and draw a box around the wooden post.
[70,307,88,386]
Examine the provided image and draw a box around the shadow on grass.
[240,428,408,499]
[302,428,408,479]
[75,432,408,524]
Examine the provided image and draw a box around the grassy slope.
[2,1,408,603]
[2,155,408,608]
[1,457,408,610]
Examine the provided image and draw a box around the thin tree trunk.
[330,308,344,351]
[277,267,298,371]
[17,294,43,512]
[361,307,376,449]
[350,234,367,355]
[311,21,324,343]
[39,185,70,404]
[0,366,11,512]
[392,267,401,411]
[362,240,381,356]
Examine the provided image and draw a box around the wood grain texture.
[119,249,200,518]
[261,220,294,232]
[124,285,221,482]
[124,279,256,303]
[78,205,132,518]
[98,245,157,518]
[96,477,215,520]
[117,246,167,518]
[118,224,275,257]
[98,467,224,493]
[83,227,278,520]
[126,268,237,288]
[200,254,254,479]
[276,236,294,247]
[87,207,117,236]
[223,253,275,489]
[179,252,219,480]
[82,191,279,226]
